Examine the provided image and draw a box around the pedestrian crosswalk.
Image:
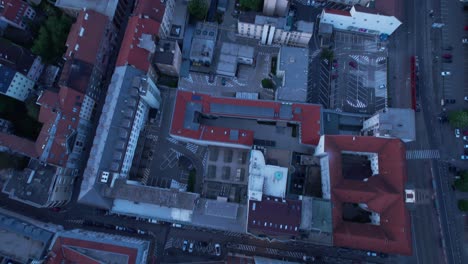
[167,137,179,145]
[223,231,243,237]
[186,143,199,154]
[236,244,256,252]
[66,219,84,224]
[266,248,304,259]
[406,149,440,160]
[164,238,174,250]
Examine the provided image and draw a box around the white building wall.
[121,101,148,175]
[160,0,176,38]
[267,25,275,45]
[5,72,34,101]
[321,6,402,35]
[139,77,161,109]
[79,95,95,121]
[48,169,75,207]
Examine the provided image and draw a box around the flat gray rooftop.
[104,179,199,211]
[277,46,309,103]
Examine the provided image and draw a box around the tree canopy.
[458,200,468,211]
[448,110,468,128]
[454,172,468,192]
[240,0,263,11]
[31,14,72,64]
[188,0,209,21]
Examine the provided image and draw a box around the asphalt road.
[397,0,468,264]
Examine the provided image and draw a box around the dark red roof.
[64,10,110,65]
[48,236,139,264]
[248,196,302,237]
[0,132,38,158]
[35,88,83,166]
[116,15,160,72]
[0,0,28,25]
[133,0,166,22]
[323,8,351,17]
[170,91,321,147]
[323,135,411,255]
[375,0,403,20]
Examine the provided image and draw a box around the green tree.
[188,0,209,21]
[457,200,468,211]
[448,110,468,128]
[321,48,334,61]
[240,0,263,11]
[454,172,468,192]
[31,14,72,64]
[187,169,196,192]
[261,78,274,89]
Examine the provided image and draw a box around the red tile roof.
[64,10,110,65]
[323,8,351,17]
[374,0,403,20]
[133,0,166,22]
[35,88,83,166]
[170,91,321,147]
[0,0,28,25]
[116,15,160,72]
[48,236,139,264]
[248,196,302,237]
[323,135,411,255]
[0,132,38,158]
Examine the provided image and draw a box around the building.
[0,38,43,82]
[133,0,176,39]
[362,108,416,142]
[79,65,161,209]
[152,39,182,77]
[54,0,128,29]
[263,0,289,16]
[190,22,218,67]
[276,46,309,102]
[47,229,150,263]
[0,211,54,263]
[116,15,160,72]
[60,9,116,121]
[168,0,188,41]
[314,135,412,255]
[3,161,75,208]
[170,90,322,149]
[327,0,371,5]
[0,0,35,30]
[216,42,254,77]
[238,12,313,47]
[320,5,402,35]
[0,64,34,101]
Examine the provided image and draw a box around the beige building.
[263,0,289,16]
[152,40,182,77]
[238,13,313,47]
[0,65,34,102]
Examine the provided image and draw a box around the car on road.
[456,128,461,138]
[464,136,468,141]
[137,229,146,234]
[461,155,468,160]
[441,71,451,76]
[464,145,468,148]
[182,240,188,251]
[208,72,215,83]
[465,96,468,101]
[189,242,194,253]
[463,38,468,44]
[349,61,357,68]
[148,219,158,224]
[442,54,452,59]
[367,251,378,257]
[172,223,182,228]
[214,243,221,256]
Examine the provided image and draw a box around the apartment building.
[152,39,182,77]
[0,64,34,101]
[0,0,35,30]
[133,0,176,39]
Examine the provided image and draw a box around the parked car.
[208,72,215,83]
[214,243,221,256]
[349,61,357,68]
[182,240,188,251]
[189,242,194,253]
[463,136,468,141]
[455,128,461,138]
[442,54,452,59]
[461,155,468,160]
[465,96,468,101]
[464,145,468,148]
[172,223,182,228]
[221,78,227,86]
[449,99,456,104]
[463,129,468,136]
[367,251,378,257]
[441,71,451,76]
[463,37,468,44]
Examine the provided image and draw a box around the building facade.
[133,0,176,39]
[320,5,402,35]
[362,108,416,142]
[0,38,44,82]
[238,13,312,47]
[0,64,34,101]
[0,0,35,30]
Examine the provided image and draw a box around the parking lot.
[331,30,388,114]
